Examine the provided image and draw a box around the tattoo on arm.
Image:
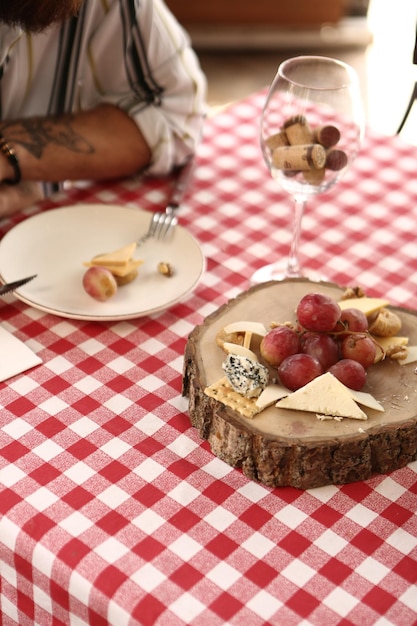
[0,117,95,159]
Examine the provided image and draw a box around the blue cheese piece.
[222,353,269,398]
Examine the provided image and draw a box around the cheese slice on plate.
[89,242,138,267]
[276,372,368,420]
[84,258,143,277]
[338,297,390,316]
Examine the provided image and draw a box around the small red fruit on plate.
[328,359,367,391]
[82,266,118,302]
[260,326,301,367]
[278,353,323,391]
[341,333,376,369]
[297,293,341,332]
[338,307,369,333]
[302,332,340,371]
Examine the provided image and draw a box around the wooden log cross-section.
[182,279,417,489]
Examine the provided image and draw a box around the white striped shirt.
[0,0,207,175]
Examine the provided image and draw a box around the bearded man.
[0,0,206,215]
[0,0,83,31]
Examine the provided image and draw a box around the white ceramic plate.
[0,204,205,320]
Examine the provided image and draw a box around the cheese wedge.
[222,342,259,361]
[223,321,267,336]
[84,258,143,277]
[89,242,138,267]
[256,383,290,409]
[349,389,384,412]
[372,336,408,363]
[338,297,390,316]
[374,336,408,351]
[276,372,368,420]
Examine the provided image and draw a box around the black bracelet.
[0,132,21,185]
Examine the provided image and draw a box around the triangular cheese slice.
[276,372,367,420]
[89,242,137,267]
[349,389,384,412]
[84,258,143,277]
[374,336,408,351]
[373,336,408,363]
[222,342,258,361]
[338,297,390,316]
[256,383,290,409]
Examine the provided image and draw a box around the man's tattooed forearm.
[0,117,95,159]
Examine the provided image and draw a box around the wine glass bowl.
[252,55,364,283]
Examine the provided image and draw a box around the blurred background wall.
[165,0,417,142]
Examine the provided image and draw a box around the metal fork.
[136,156,194,246]
[140,209,178,244]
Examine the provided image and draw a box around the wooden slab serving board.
[183,279,417,489]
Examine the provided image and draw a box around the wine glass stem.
[286,196,307,277]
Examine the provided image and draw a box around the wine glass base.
[251,262,326,285]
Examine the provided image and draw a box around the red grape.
[278,353,323,391]
[338,307,369,333]
[302,332,340,370]
[297,293,341,332]
[260,326,301,367]
[328,359,367,390]
[341,333,376,368]
[82,266,118,301]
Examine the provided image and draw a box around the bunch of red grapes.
[260,292,378,391]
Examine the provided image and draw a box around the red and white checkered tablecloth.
[1,90,416,626]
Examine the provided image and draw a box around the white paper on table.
[0,325,42,381]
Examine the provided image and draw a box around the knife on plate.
[0,274,37,296]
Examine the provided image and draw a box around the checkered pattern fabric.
[0,90,416,626]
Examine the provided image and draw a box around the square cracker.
[204,377,262,419]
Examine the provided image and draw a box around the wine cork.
[303,168,326,185]
[265,131,289,151]
[282,115,314,145]
[283,170,300,178]
[314,125,341,148]
[272,144,326,171]
[325,149,348,171]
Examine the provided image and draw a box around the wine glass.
[252,55,365,283]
